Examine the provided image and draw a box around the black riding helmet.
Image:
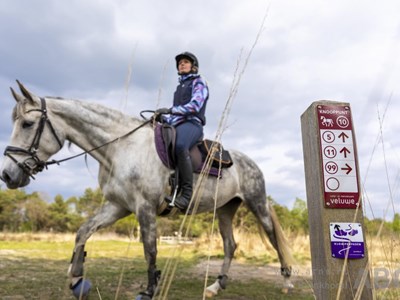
[175,51,199,73]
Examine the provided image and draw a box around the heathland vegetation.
[0,186,399,238]
[1,187,399,299]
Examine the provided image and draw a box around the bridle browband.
[4,98,152,179]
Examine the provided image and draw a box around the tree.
[66,196,84,232]
[363,217,392,236]
[22,195,49,231]
[290,198,309,234]
[76,188,105,218]
[233,204,258,233]
[112,214,139,238]
[0,188,29,231]
[48,195,71,232]
[392,213,400,233]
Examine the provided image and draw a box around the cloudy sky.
[1,0,399,220]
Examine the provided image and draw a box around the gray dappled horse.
[0,82,293,299]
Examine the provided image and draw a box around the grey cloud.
[1,0,400,219]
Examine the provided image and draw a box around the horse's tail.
[258,202,295,266]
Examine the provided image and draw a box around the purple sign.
[330,223,364,259]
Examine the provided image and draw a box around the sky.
[1,0,400,220]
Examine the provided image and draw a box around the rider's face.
[178,59,192,74]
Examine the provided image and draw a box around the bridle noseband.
[4,98,63,179]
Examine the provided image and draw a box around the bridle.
[3,98,153,179]
[4,98,63,179]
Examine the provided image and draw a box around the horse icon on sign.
[321,116,334,127]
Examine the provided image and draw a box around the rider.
[156,51,209,211]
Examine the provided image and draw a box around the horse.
[320,116,334,127]
[0,81,294,299]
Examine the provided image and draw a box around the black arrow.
[338,132,349,143]
[341,163,353,175]
[334,224,341,231]
[340,147,351,158]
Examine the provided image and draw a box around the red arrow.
[341,163,352,174]
[340,147,351,158]
[338,132,349,143]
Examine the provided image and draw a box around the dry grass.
[1,230,398,268]
[194,228,399,267]
[1,231,399,299]
[367,234,400,266]
[0,231,131,242]
[0,231,314,300]
[193,229,310,265]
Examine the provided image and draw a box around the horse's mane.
[11,95,145,128]
[47,96,144,123]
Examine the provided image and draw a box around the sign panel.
[330,222,365,259]
[317,105,360,208]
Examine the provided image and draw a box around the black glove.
[155,107,172,115]
[154,107,172,123]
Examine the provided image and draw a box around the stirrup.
[157,199,178,216]
[166,183,179,207]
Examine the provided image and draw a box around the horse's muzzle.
[1,168,30,189]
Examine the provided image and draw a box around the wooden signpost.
[301,100,373,300]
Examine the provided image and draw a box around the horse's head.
[0,81,65,189]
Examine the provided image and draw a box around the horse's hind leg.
[247,199,294,291]
[68,201,130,297]
[205,198,241,297]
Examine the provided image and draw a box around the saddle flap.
[199,139,233,169]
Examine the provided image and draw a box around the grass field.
[0,232,398,299]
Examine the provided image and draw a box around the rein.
[45,119,151,166]
[4,98,152,179]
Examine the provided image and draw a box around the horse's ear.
[10,87,25,103]
[16,80,37,104]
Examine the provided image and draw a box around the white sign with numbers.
[317,105,360,208]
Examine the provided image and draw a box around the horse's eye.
[22,121,34,129]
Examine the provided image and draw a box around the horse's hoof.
[71,278,91,299]
[281,284,294,294]
[205,281,220,298]
[205,288,217,298]
[135,294,152,300]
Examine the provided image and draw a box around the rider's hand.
[155,107,172,115]
[154,107,172,122]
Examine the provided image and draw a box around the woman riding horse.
[1,81,293,299]
[156,51,209,211]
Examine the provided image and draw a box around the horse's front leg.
[68,201,130,299]
[136,205,160,300]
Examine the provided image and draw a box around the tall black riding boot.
[174,149,193,210]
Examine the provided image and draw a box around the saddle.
[154,123,233,177]
[154,122,233,216]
